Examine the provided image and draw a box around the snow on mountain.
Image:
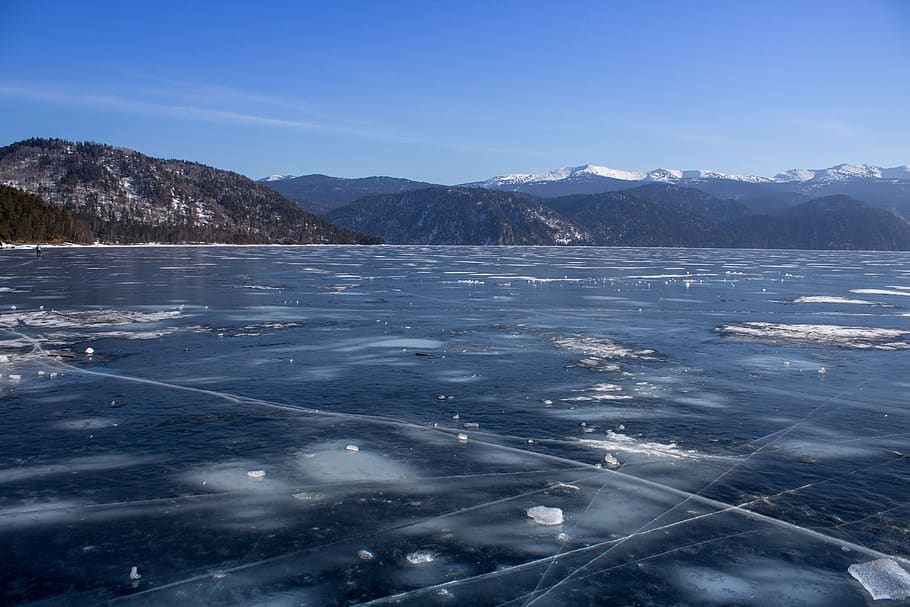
[263,174,295,182]
[481,164,772,187]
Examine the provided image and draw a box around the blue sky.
[1,0,908,184]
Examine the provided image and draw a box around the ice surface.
[3,246,909,606]
[848,559,910,600]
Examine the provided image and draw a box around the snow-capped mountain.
[475,163,910,190]
[263,174,295,182]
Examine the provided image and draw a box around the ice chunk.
[457,433,468,443]
[406,550,436,564]
[848,558,910,600]
[84,347,95,355]
[345,444,359,452]
[129,566,141,580]
[247,470,266,479]
[463,422,479,430]
[527,505,564,526]
[603,453,621,468]
[357,549,375,561]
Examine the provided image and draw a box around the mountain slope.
[261,174,438,214]
[621,183,753,222]
[326,187,591,245]
[0,139,380,244]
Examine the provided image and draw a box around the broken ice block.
[603,453,621,468]
[246,470,266,479]
[527,505,564,526]
[345,444,359,452]
[85,347,95,355]
[848,558,910,600]
[457,433,468,443]
[463,422,479,430]
[129,566,141,580]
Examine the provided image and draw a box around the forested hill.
[0,139,381,245]
[0,184,94,244]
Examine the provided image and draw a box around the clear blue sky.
[1,0,908,184]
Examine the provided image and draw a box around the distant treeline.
[0,184,94,244]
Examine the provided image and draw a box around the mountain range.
[1,137,908,250]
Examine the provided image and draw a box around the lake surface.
[2,245,909,606]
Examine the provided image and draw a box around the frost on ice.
[848,559,910,600]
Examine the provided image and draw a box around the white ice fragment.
[848,558,910,600]
[818,367,827,375]
[129,566,141,580]
[463,422,479,430]
[452,413,460,420]
[357,549,375,561]
[457,433,468,443]
[527,505,564,526]
[246,470,266,479]
[437,394,447,400]
[406,550,436,564]
[603,452,621,468]
[543,399,553,405]
[9,374,21,381]
[345,444,359,452]
[84,347,95,355]
[37,370,45,376]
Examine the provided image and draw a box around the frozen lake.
[2,245,909,606]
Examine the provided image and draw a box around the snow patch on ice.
[580,431,697,460]
[793,296,884,305]
[715,322,909,350]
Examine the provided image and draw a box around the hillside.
[545,191,735,248]
[0,139,381,244]
[261,174,437,214]
[730,195,910,250]
[326,187,591,245]
[0,184,94,244]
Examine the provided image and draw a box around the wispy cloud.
[0,80,534,158]
[0,81,418,141]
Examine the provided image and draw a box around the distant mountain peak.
[263,174,295,182]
